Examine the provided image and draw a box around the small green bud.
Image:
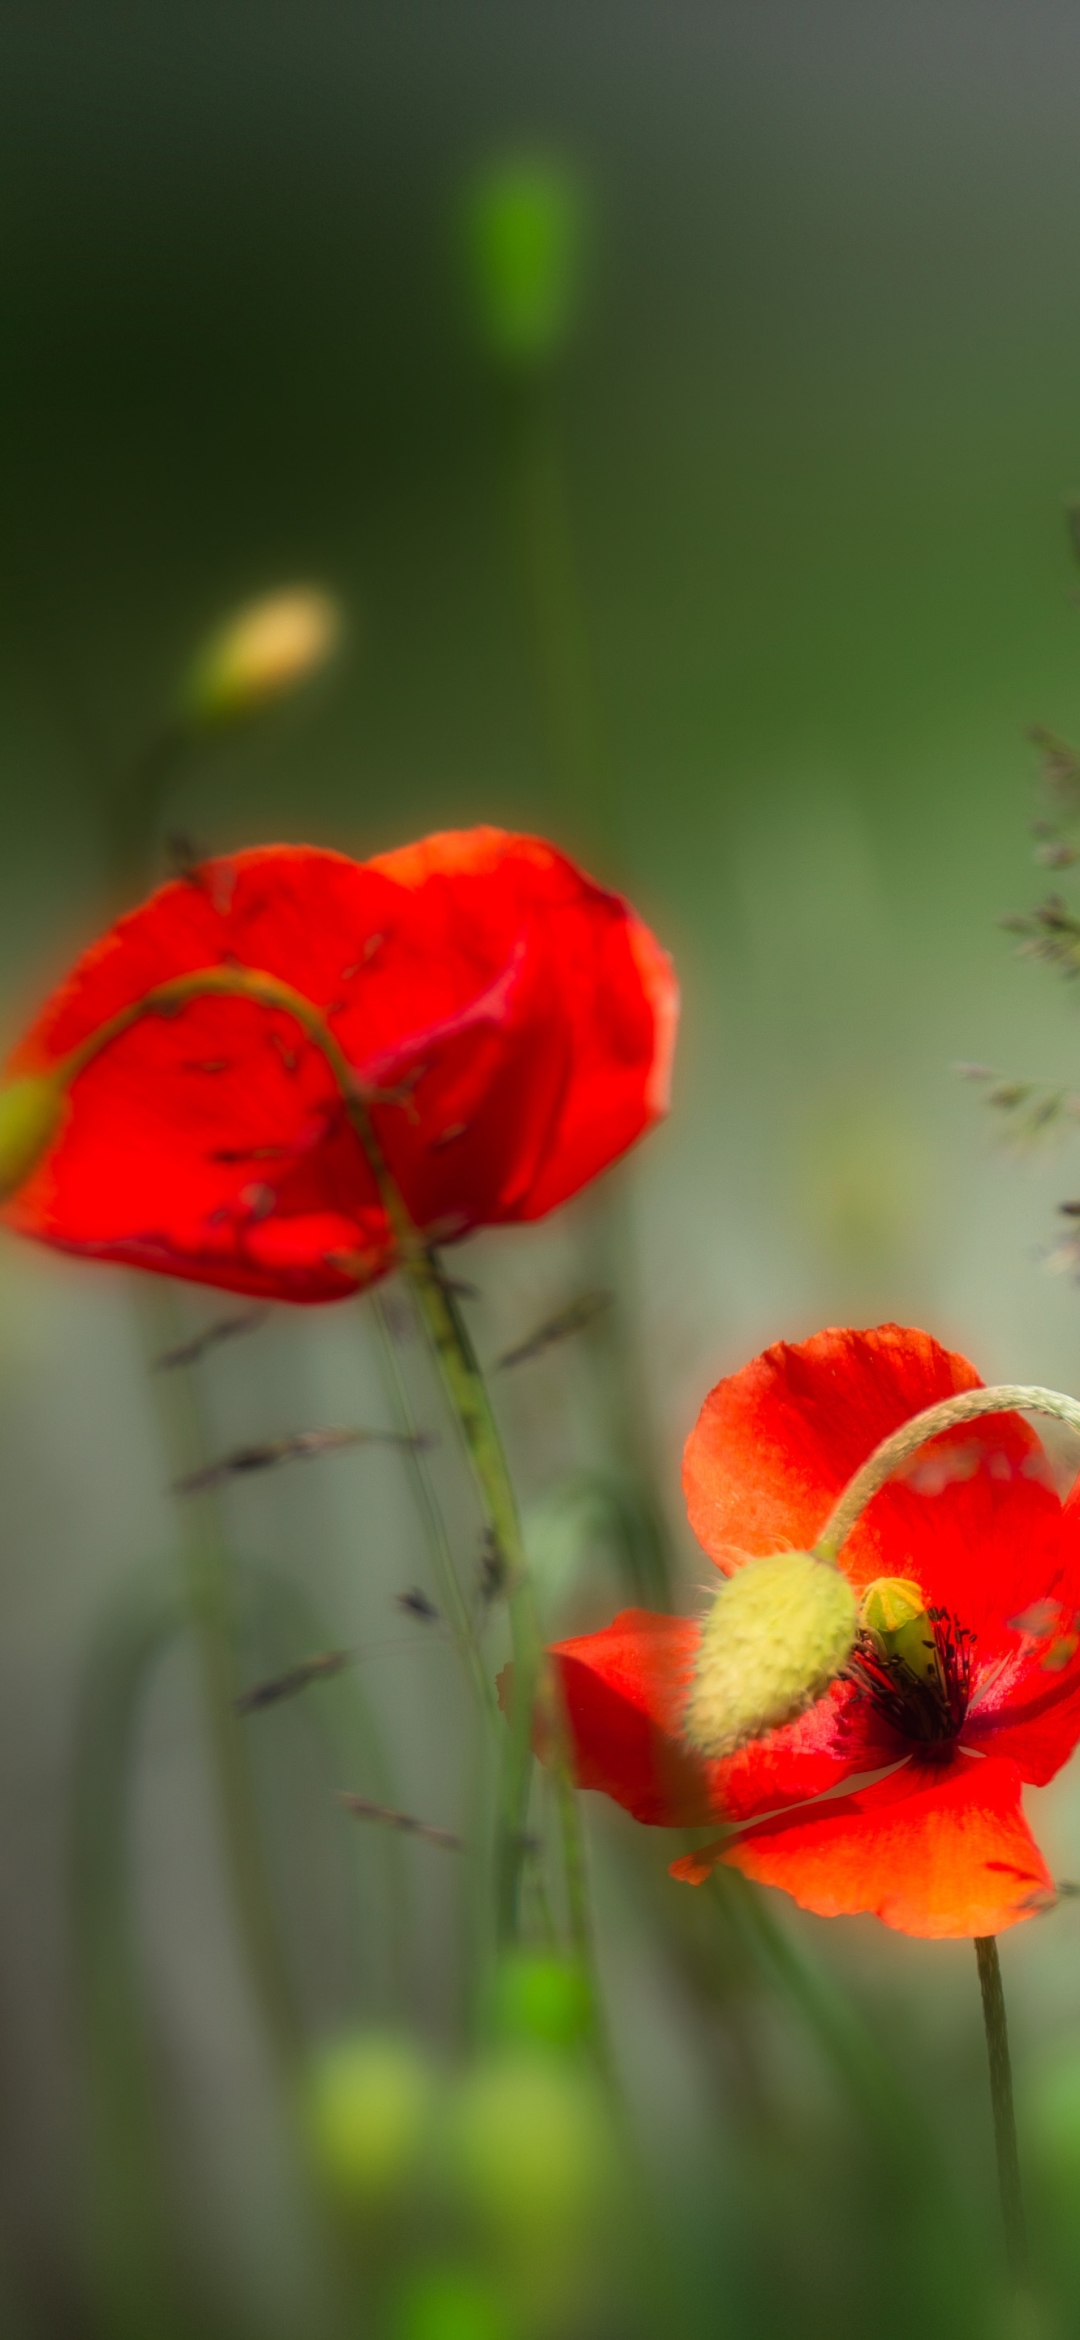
[180,585,342,729]
[489,1953,592,2051]
[684,1551,859,1759]
[0,1075,67,1201]
[462,157,585,368]
[304,2032,434,2207]
[392,2268,510,2340]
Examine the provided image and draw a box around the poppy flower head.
[547,1324,1080,1938]
[0,828,677,1303]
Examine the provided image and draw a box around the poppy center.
[846,1581,975,1748]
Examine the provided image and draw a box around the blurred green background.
[11,4,1080,2335]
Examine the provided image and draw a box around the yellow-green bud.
[860,1575,939,1687]
[304,2032,434,2207]
[684,1552,859,1759]
[462,156,585,368]
[446,2051,612,2241]
[0,1075,67,1201]
[180,585,342,729]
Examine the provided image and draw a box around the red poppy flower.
[1,828,677,1303]
[548,1324,1080,1938]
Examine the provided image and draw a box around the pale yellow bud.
[447,2051,613,2242]
[0,1075,67,1201]
[859,1575,939,1687]
[181,586,342,728]
[684,1551,859,1759]
[303,2032,435,2207]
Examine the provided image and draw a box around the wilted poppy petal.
[550,1609,903,1828]
[682,1323,1069,1647]
[715,1754,1051,1938]
[3,831,677,1303]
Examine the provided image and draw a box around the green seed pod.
[180,585,342,729]
[489,1953,592,2051]
[0,1075,67,1201]
[684,1551,859,1759]
[392,2267,510,2340]
[462,156,586,368]
[304,2032,435,2208]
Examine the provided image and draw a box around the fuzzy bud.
[684,1551,859,1759]
[180,586,342,728]
[0,1075,67,1201]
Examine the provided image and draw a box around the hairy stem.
[370,1286,498,1733]
[816,1384,1080,1564]
[403,1255,542,1944]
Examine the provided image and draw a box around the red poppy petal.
[4,832,676,1302]
[682,1323,1067,1644]
[716,1754,1052,1938]
[551,1613,714,1826]
[963,1619,1080,1786]
[550,1610,903,1829]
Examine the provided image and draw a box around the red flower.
[549,1324,1080,1938]
[1,828,677,1303]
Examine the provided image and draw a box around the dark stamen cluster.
[846,1608,975,1746]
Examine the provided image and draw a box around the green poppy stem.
[815,1383,1080,1566]
[402,1254,542,1945]
[370,1286,499,1735]
[974,1936,1029,2294]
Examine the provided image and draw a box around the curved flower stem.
[814,1383,1080,1565]
[975,1936,1029,2292]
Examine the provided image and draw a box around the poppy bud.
[180,585,342,729]
[446,2050,613,2243]
[860,1576,940,1686]
[303,2032,435,2207]
[684,1551,859,1759]
[462,156,585,368]
[0,1075,66,1201]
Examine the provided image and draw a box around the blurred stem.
[403,1254,608,2051]
[370,1286,499,1732]
[138,1282,301,2071]
[105,720,190,897]
[503,374,614,842]
[975,1936,1029,2292]
[403,1254,541,1945]
[708,1868,936,2164]
[503,370,676,1613]
[72,1565,184,2339]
